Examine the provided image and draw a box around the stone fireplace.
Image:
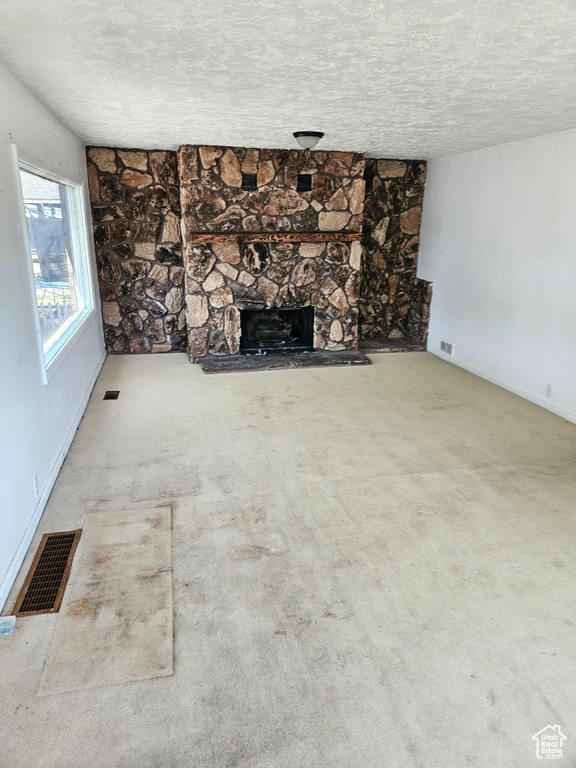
[240,307,314,354]
[178,145,365,360]
[86,143,431,359]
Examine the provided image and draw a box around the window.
[19,164,93,370]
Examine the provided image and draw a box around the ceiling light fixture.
[293,131,324,150]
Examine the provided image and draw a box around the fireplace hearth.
[240,307,314,355]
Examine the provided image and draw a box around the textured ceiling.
[1,0,576,158]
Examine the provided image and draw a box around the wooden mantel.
[186,231,362,244]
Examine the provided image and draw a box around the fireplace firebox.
[240,307,314,355]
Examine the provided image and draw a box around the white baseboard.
[0,350,106,611]
[431,350,576,425]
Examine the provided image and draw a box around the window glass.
[20,169,88,357]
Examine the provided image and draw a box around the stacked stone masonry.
[87,145,431,356]
[359,159,432,343]
[87,147,186,353]
[178,145,365,358]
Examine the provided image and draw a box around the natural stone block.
[242,149,259,174]
[186,245,215,281]
[242,243,268,275]
[188,327,210,357]
[165,286,184,314]
[212,242,241,264]
[156,245,181,264]
[145,318,166,343]
[224,305,241,354]
[330,319,343,342]
[177,146,199,183]
[276,284,302,307]
[257,160,275,186]
[123,259,149,280]
[122,312,144,336]
[199,146,222,168]
[105,326,126,352]
[326,242,349,265]
[318,211,351,231]
[257,277,279,306]
[238,271,256,286]
[187,294,209,327]
[92,204,123,223]
[349,241,362,271]
[121,170,153,188]
[202,270,226,292]
[148,265,169,282]
[87,164,100,201]
[118,151,148,171]
[132,213,162,242]
[217,262,238,281]
[291,259,317,287]
[170,266,185,285]
[102,301,122,326]
[400,206,422,235]
[323,155,351,176]
[346,178,365,215]
[142,297,167,317]
[372,217,390,245]
[326,188,348,211]
[299,243,325,259]
[88,147,116,173]
[129,335,152,353]
[377,160,407,178]
[242,215,260,231]
[209,287,234,308]
[220,149,242,187]
[148,185,169,212]
[207,205,244,231]
[329,287,350,314]
[161,211,180,243]
[149,151,178,186]
[388,275,399,303]
[134,243,156,260]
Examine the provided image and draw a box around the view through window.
[20,169,88,358]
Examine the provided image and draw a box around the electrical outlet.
[545,384,552,398]
[33,474,39,498]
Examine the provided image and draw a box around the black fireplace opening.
[240,307,314,355]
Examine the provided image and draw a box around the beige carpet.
[1,353,575,767]
[38,506,173,696]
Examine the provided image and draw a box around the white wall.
[0,62,105,609]
[418,128,576,424]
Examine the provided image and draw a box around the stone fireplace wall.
[178,146,365,233]
[359,159,431,342]
[178,146,366,358]
[86,148,186,353]
[87,145,432,355]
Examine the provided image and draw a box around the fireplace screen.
[240,307,314,354]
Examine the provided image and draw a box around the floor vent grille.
[13,531,81,616]
[103,390,119,400]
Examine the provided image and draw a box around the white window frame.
[14,146,97,384]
